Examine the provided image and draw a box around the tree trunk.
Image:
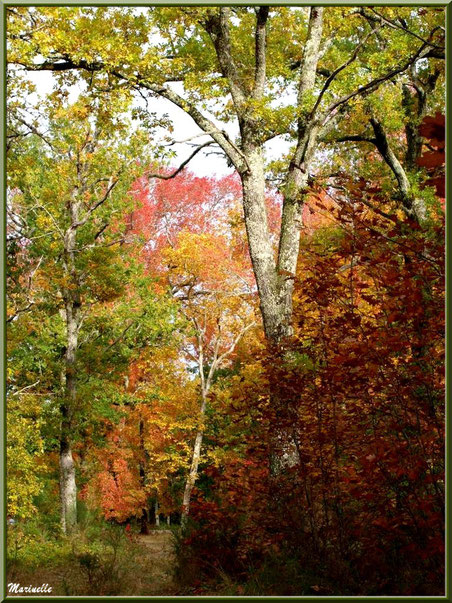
[181,427,204,527]
[239,8,323,343]
[140,508,149,534]
[139,418,150,534]
[60,299,79,533]
[241,155,285,342]
[60,435,77,534]
[59,196,81,534]
[154,499,160,527]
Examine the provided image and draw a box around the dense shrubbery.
[179,184,445,596]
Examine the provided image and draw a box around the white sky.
[26,69,291,178]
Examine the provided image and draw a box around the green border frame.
[1,1,449,601]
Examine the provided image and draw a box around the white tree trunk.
[181,427,204,528]
[155,499,160,527]
[241,157,285,341]
[59,196,81,534]
[60,441,77,533]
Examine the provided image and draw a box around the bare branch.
[6,302,34,323]
[368,8,445,51]
[16,57,104,73]
[164,133,212,146]
[11,113,55,150]
[74,237,124,252]
[146,142,214,180]
[30,204,65,239]
[141,80,249,173]
[15,54,250,174]
[75,177,120,228]
[104,320,135,351]
[330,134,377,144]
[9,380,40,396]
[216,321,256,366]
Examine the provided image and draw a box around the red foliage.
[127,169,281,273]
[95,447,146,522]
[417,112,446,200]
[182,123,445,595]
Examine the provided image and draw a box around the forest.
[6,5,445,598]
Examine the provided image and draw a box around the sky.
[26,69,291,179]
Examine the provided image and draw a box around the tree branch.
[146,141,214,180]
[75,177,120,228]
[74,237,124,252]
[324,42,432,118]
[203,7,247,110]
[310,24,382,118]
[10,381,40,396]
[11,113,55,150]
[216,321,256,367]
[369,118,410,197]
[368,8,445,51]
[253,6,269,99]
[330,134,377,144]
[328,119,421,220]
[140,80,249,173]
[7,302,34,323]
[297,7,324,108]
[15,52,250,174]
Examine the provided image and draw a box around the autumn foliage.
[7,4,446,597]
[180,119,445,596]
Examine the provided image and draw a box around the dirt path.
[136,530,178,595]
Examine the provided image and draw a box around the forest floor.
[6,526,231,596]
[7,528,185,597]
[135,530,178,595]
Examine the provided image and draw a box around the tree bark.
[370,116,427,222]
[60,311,78,533]
[181,382,207,528]
[155,499,160,527]
[139,418,150,534]
[403,67,440,171]
[241,153,282,341]
[181,426,204,527]
[60,436,77,534]
[60,195,82,534]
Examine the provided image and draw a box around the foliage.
[7,395,47,519]
[6,3,445,595]
[7,516,148,596]
[178,119,445,596]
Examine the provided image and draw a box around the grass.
[6,515,178,596]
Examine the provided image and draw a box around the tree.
[7,392,47,520]
[129,169,260,522]
[83,344,198,530]
[6,91,173,533]
[178,115,445,595]
[8,6,445,341]
[161,231,256,522]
